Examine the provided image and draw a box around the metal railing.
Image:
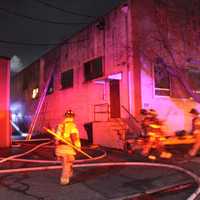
[121,105,139,123]
[121,105,142,138]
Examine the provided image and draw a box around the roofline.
[22,0,127,69]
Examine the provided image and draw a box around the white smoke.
[11,55,24,73]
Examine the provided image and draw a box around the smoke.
[10,55,24,73]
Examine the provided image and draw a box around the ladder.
[26,65,56,140]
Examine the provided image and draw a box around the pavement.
[0,140,200,200]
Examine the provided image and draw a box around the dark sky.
[0,0,124,73]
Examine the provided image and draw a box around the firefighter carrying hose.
[189,108,200,157]
[55,110,81,185]
[141,109,171,160]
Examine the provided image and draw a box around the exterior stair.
[93,118,134,150]
[92,104,142,150]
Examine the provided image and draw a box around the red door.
[109,80,120,118]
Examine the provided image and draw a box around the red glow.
[0,57,11,147]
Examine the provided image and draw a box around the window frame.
[186,67,200,94]
[153,63,200,99]
[84,57,103,81]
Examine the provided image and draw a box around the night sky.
[0,0,124,73]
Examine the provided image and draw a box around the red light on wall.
[0,57,11,147]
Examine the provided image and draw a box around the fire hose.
[0,162,199,200]
[0,141,200,200]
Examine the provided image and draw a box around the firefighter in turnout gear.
[189,108,200,157]
[142,109,171,160]
[55,110,81,185]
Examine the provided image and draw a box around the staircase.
[92,104,142,150]
[93,118,127,149]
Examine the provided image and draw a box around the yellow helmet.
[148,109,157,117]
[190,108,199,115]
[65,110,75,118]
[140,109,148,115]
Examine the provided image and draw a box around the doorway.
[109,79,120,118]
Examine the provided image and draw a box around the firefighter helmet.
[140,109,148,115]
[190,108,199,115]
[65,110,75,118]
[148,109,157,116]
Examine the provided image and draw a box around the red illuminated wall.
[11,3,133,142]
[0,57,11,148]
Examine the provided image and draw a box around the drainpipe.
[121,3,133,114]
[128,0,142,117]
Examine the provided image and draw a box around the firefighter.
[141,109,171,159]
[125,109,149,154]
[140,108,151,137]
[55,110,81,185]
[189,108,200,157]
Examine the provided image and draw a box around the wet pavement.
[0,141,200,200]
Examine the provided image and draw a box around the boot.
[60,177,69,185]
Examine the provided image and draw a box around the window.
[154,62,170,96]
[47,77,54,95]
[84,57,103,81]
[154,63,200,98]
[187,68,200,94]
[171,68,200,98]
[61,69,73,89]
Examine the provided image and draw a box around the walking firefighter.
[55,110,81,185]
[141,109,172,160]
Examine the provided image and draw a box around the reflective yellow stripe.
[149,124,160,128]
[74,141,81,148]
[55,145,76,156]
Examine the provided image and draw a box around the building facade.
[11,0,200,149]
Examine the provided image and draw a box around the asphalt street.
[0,142,200,200]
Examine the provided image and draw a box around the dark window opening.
[84,57,103,81]
[61,69,73,89]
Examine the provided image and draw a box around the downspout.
[129,0,142,117]
[124,4,132,114]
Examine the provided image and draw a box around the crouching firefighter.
[55,110,81,185]
[142,109,172,160]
